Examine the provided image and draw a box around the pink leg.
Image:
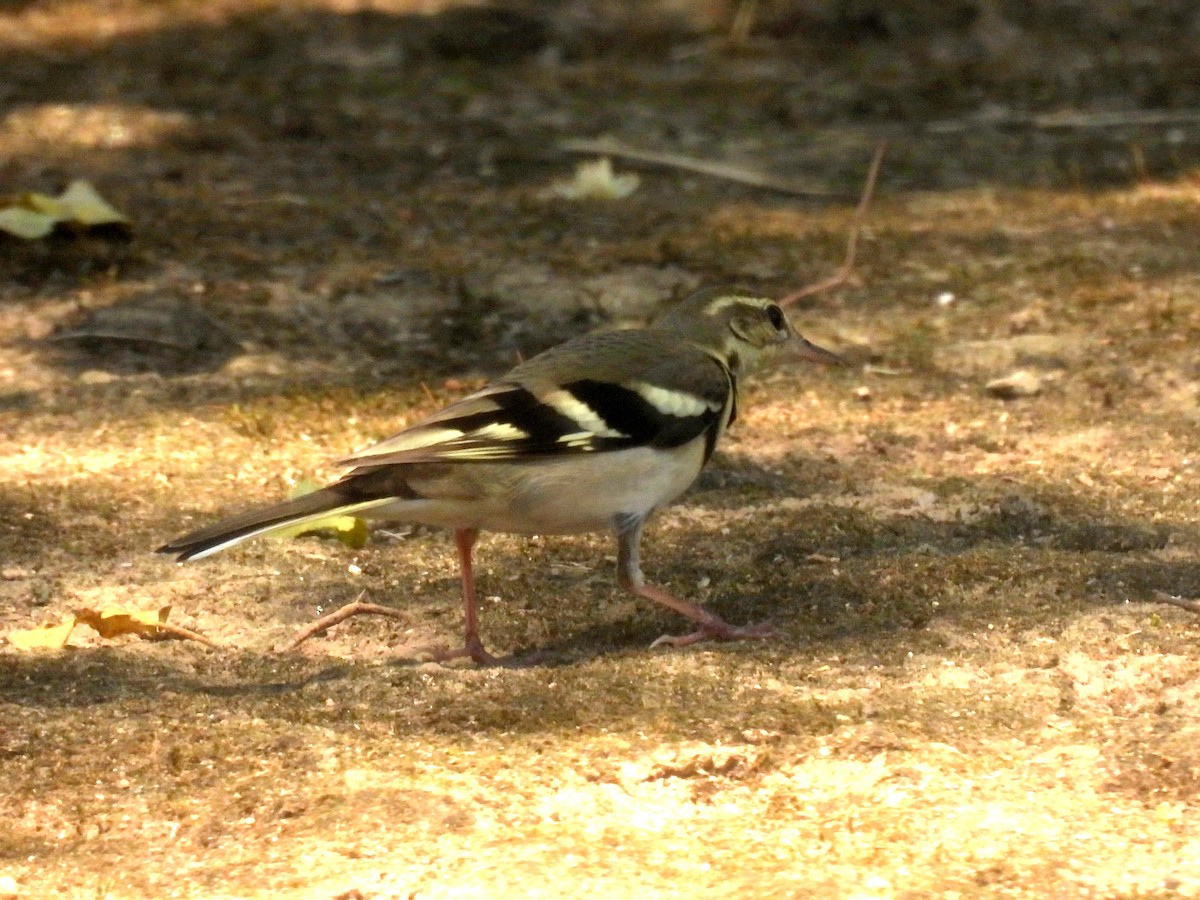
[615,515,775,648]
[425,528,502,666]
[422,529,553,667]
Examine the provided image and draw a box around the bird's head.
[656,286,842,375]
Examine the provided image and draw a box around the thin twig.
[281,595,409,651]
[559,137,840,199]
[729,0,760,46]
[778,141,887,309]
[151,621,217,647]
[1152,591,1200,616]
[927,108,1200,134]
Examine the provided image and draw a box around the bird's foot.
[421,635,502,667]
[650,618,775,649]
[420,636,548,668]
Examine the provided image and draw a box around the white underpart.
[541,388,626,438]
[371,442,710,534]
[629,381,719,417]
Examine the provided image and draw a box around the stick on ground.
[778,141,887,308]
[281,596,410,652]
[560,136,841,200]
[1153,591,1200,616]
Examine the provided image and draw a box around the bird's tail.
[157,487,394,562]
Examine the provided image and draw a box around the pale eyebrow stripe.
[701,294,764,316]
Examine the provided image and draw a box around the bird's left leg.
[423,528,504,666]
[614,514,774,648]
[283,529,502,664]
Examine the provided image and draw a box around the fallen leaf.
[8,605,214,649]
[0,206,58,239]
[74,605,171,639]
[6,616,77,650]
[74,605,215,647]
[0,179,130,239]
[549,158,639,200]
[55,179,131,226]
[24,190,73,219]
[330,515,371,549]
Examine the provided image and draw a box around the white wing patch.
[472,422,529,442]
[557,431,598,450]
[629,382,721,417]
[541,388,627,438]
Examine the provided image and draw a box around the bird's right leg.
[614,514,775,648]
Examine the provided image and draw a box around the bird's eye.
[766,304,786,330]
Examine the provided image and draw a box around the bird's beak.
[792,333,845,366]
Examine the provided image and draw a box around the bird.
[158,286,842,665]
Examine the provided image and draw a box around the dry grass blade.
[777,141,887,308]
[927,107,1200,133]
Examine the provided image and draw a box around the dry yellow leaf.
[74,605,171,639]
[549,158,639,200]
[25,191,73,219]
[273,513,370,548]
[7,605,213,650]
[0,179,130,239]
[0,206,58,239]
[7,616,77,651]
[56,180,130,226]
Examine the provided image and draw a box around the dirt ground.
[3,2,1200,897]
